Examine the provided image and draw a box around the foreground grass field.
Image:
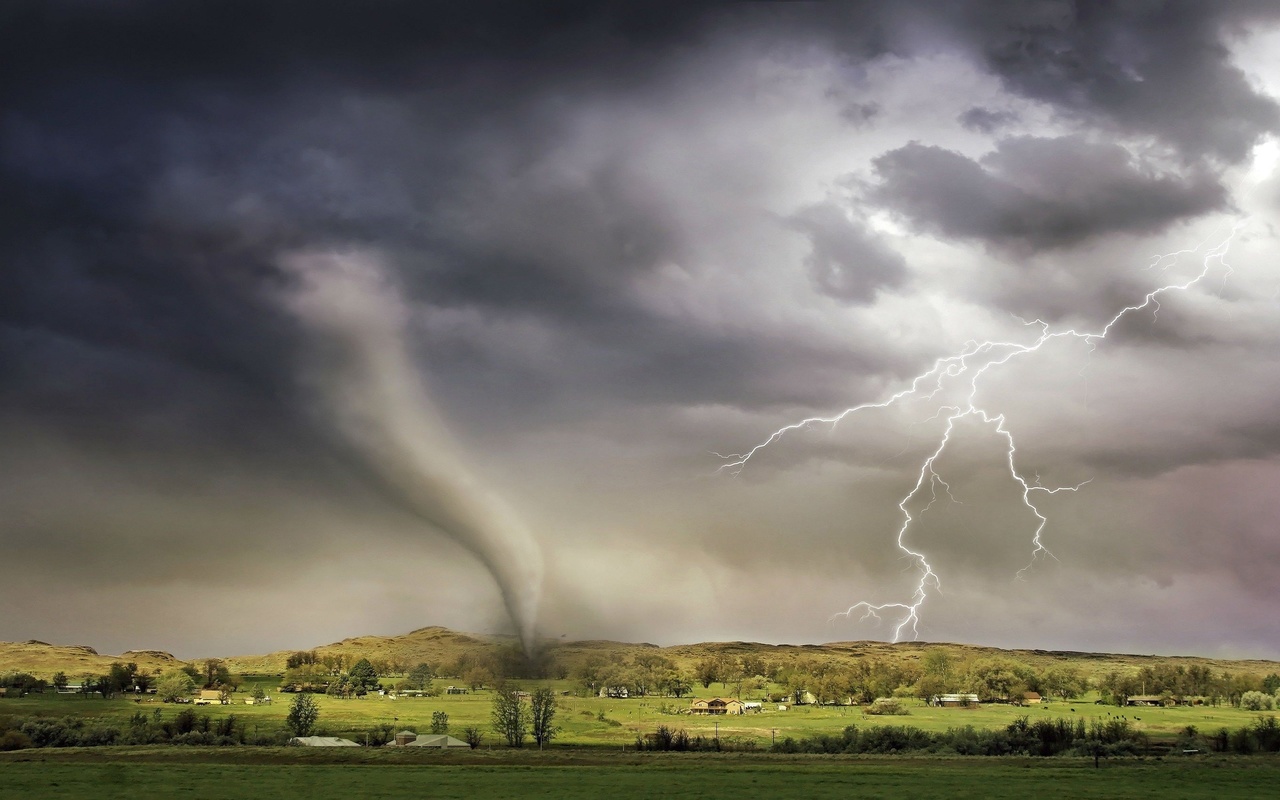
[2,683,1270,747]
[2,748,1279,799]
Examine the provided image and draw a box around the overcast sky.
[4,1,1280,659]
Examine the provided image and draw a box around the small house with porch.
[690,697,745,715]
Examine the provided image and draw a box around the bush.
[636,726,720,752]
[1252,716,1280,752]
[1241,691,1274,712]
[20,718,83,747]
[0,730,32,751]
[864,698,908,716]
[462,726,485,749]
[857,725,934,753]
[365,723,396,747]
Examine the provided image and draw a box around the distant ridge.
[3,627,1279,679]
[0,640,178,677]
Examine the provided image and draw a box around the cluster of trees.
[0,672,48,694]
[634,725,754,752]
[285,650,403,675]
[490,686,558,748]
[398,663,436,692]
[572,650,1087,707]
[283,656,377,694]
[277,643,570,696]
[694,654,769,693]
[1181,716,1280,754]
[323,659,380,699]
[284,656,446,698]
[1097,666,1280,707]
[0,709,288,751]
[1241,690,1280,711]
[772,716,1144,762]
[775,657,918,705]
[47,659,241,705]
[673,647,1280,710]
[576,654,692,698]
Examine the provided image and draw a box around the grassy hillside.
[5,626,1280,682]
[227,628,1280,682]
[0,641,180,680]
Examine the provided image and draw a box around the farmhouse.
[291,736,360,747]
[599,687,629,698]
[1126,695,1167,707]
[690,697,745,715]
[194,689,226,705]
[1022,692,1043,705]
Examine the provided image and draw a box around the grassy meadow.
[3,748,1280,800]
[6,627,1280,799]
[0,678,1272,747]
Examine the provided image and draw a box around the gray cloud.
[957,106,1019,134]
[867,136,1229,252]
[789,203,908,303]
[941,0,1280,163]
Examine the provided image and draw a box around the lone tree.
[491,686,527,747]
[203,659,231,689]
[407,663,434,691]
[529,687,559,749]
[155,669,195,703]
[348,658,379,693]
[430,711,449,735]
[287,692,320,737]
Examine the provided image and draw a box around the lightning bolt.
[718,226,1241,641]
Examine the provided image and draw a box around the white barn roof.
[291,736,360,747]
[406,734,470,748]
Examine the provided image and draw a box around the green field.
[2,748,1279,799]
[0,680,1269,747]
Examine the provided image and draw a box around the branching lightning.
[718,227,1241,642]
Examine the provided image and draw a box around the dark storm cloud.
[937,0,1280,163]
[0,0,721,95]
[789,203,907,304]
[867,136,1228,252]
[2,0,1277,655]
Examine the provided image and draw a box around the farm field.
[2,748,1279,799]
[0,682,1270,747]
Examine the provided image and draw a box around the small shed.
[393,730,418,746]
[291,736,360,747]
[1022,692,1043,705]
